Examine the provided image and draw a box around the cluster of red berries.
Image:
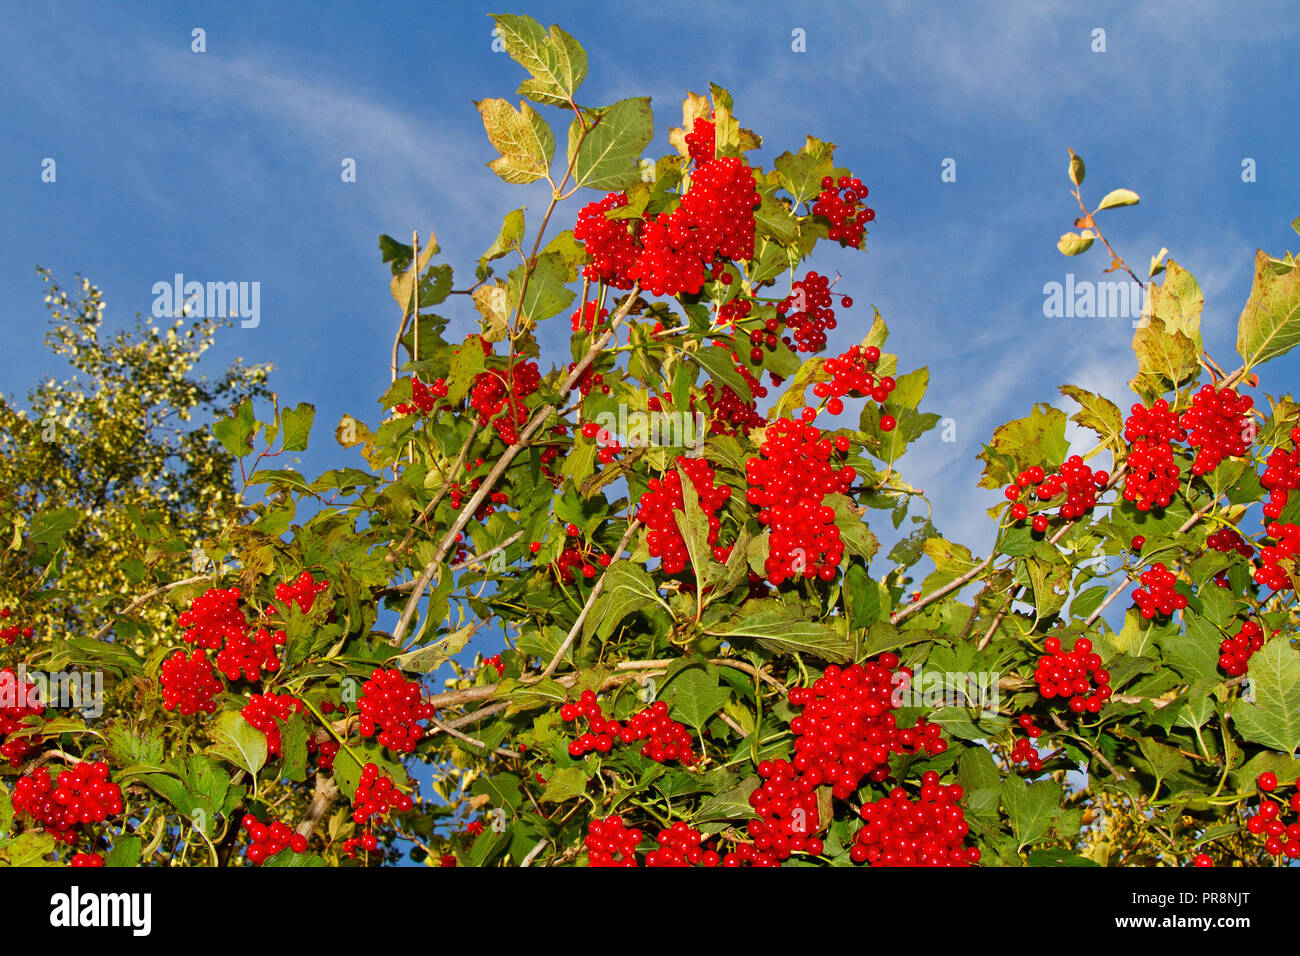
[645,821,722,867]
[777,272,836,354]
[1005,459,1108,528]
[1132,563,1188,618]
[1010,714,1045,771]
[1009,736,1044,773]
[272,571,330,615]
[548,546,603,585]
[1034,636,1111,713]
[178,587,247,650]
[448,474,511,522]
[813,174,874,247]
[1260,430,1300,519]
[814,344,893,424]
[684,116,715,162]
[573,123,761,298]
[357,668,436,754]
[395,376,449,416]
[12,761,123,845]
[566,361,609,398]
[1122,400,1185,512]
[242,814,309,864]
[560,692,698,766]
[215,626,285,683]
[1206,527,1254,557]
[580,420,622,465]
[637,456,732,575]
[789,658,948,799]
[573,192,639,290]
[745,418,855,584]
[484,654,505,677]
[677,155,760,262]
[850,775,978,866]
[570,300,610,333]
[585,814,642,867]
[0,667,44,765]
[470,362,540,445]
[1179,385,1253,475]
[315,737,340,771]
[1219,620,1267,677]
[746,758,822,862]
[1246,775,1300,860]
[352,763,414,826]
[1256,522,1300,591]
[240,693,307,757]
[700,380,766,436]
[159,649,223,715]
[340,831,380,858]
[0,608,34,646]
[69,853,104,867]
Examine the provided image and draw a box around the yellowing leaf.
[1057,231,1096,256]
[1095,188,1140,211]
[476,98,554,184]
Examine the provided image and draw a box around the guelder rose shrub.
[1,14,1299,868]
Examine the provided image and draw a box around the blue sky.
[2,0,1298,571]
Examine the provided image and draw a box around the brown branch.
[541,518,642,678]
[88,573,210,642]
[390,285,641,646]
[294,772,340,840]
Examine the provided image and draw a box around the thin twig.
[88,574,210,642]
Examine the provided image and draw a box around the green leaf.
[1137,737,1191,782]
[0,832,58,866]
[1059,384,1125,455]
[280,711,310,783]
[27,508,81,555]
[279,402,314,452]
[207,710,268,777]
[754,191,800,245]
[507,251,575,327]
[104,835,142,867]
[919,536,981,592]
[1095,188,1140,211]
[888,367,929,411]
[1025,849,1098,866]
[689,345,750,398]
[481,208,526,268]
[664,667,731,730]
[476,97,554,184]
[491,14,587,108]
[213,398,258,458]
[567,97,654,191]
[774,136,835,207]
[825,494,878,562]
[1002,775,1063,851]
[584,560,670,642]
[1158,613,1223,684]
[977,404,1069,490]
[394,623,475,673]
[956,746,1001,793]
[332,743,408,802]
[541,765,587,802]
[694,776,761,822]
[708,599,852,662]
[1131,312,1199,394]
[1236,249,1300,368]
[1231,638,1300,755]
